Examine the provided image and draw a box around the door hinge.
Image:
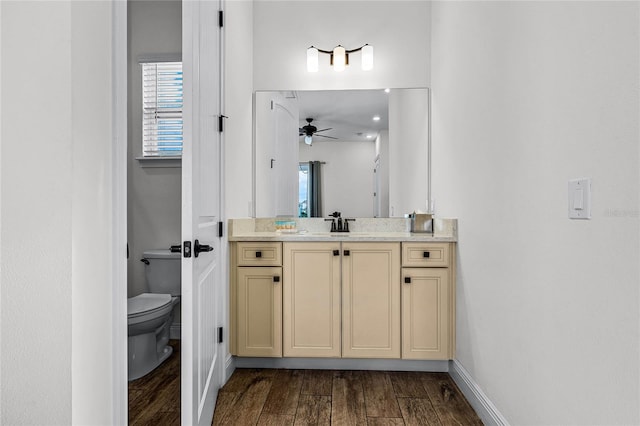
[218,221,224,238]
[183,241,192,258]
[218,10,224,28]
[218,115,227,133]
[217,326,223,344]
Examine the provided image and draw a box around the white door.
[273,98,299,216]
[181,1,223,425]
[255,92,299,217]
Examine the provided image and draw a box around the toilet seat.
[128,293,172,320]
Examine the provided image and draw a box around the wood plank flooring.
[214,369,483,425]
[128,340,181,425]
[129,342,483,425]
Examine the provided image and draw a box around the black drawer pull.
[343,250,350,256]
[256,251,262,258]
[333,250,340,256]
[404,277,411,284]
[423,251,430,258]
[273,276,280,283]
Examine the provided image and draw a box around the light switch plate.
[568,178,591,219]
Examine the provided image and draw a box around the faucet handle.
[324,218,337,232]
[344,218,356,232]
[329,211,341,218]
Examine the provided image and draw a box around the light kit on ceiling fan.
[299,118,338,145]
[306,44,373,72]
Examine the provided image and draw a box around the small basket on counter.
[275,219,297,233]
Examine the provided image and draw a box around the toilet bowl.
[127,293,180,381]
[127,249,182,381]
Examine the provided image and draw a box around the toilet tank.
[143,249,181,296]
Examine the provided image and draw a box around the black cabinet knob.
[404,277,412,284]
[333,250,340,256]
[343,250,350,256]
[256,251,262,258]
[273,276,280,283]
[423,251,430,258]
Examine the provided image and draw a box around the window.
[142,62,183,157]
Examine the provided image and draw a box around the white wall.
[253,1,430,91]
[224,0,254,218]
[388,88,429,216]
[431,2,639,424]
[1,1,116,424]
[299,140,375,218]
[225,0,432,219]
[71,2,118,423]
[127,0,182,297]
[1,2,73,423]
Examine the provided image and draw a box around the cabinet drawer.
[237,242,282,266]
[402,243,450,267]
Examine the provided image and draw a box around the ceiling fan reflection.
[299,117,338,145]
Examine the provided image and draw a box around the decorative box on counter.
[409,213,433,233]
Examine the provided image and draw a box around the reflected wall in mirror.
[254,88,430,219]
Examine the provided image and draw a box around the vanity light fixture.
[306,44,373,72]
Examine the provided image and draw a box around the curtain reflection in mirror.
[299,161,323,218]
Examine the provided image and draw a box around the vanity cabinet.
[342,242,401,358]
[283,242,341,357]
[231,239,455,361]
[401,243,454,360]
[234,242,283,357]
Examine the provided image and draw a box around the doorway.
[126,0,183,422]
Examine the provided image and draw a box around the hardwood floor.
[213,369,483,425]
[128,340,181,425]
[129,342,483,425]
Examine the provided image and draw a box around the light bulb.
[361,44,373,71]
[307,47,319,72]
[332,46,346,72]
[304,135,313,145]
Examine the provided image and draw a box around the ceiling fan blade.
[315,128,333,133]
[315,134,338,139]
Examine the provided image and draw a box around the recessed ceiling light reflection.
[373,115,381,121]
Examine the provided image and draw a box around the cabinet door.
[342,242,401,358]
[283,242,341,357]
[401,268,450,360]
[236,266,282,357]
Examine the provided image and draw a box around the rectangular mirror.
[253,88,430,218]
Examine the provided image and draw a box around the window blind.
[142,62,183,157]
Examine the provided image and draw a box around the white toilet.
[127,249,181,381]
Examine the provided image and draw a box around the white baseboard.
[449,359,509,426]
[224,355,235,384]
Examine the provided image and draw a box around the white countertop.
[228,218,457,242]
